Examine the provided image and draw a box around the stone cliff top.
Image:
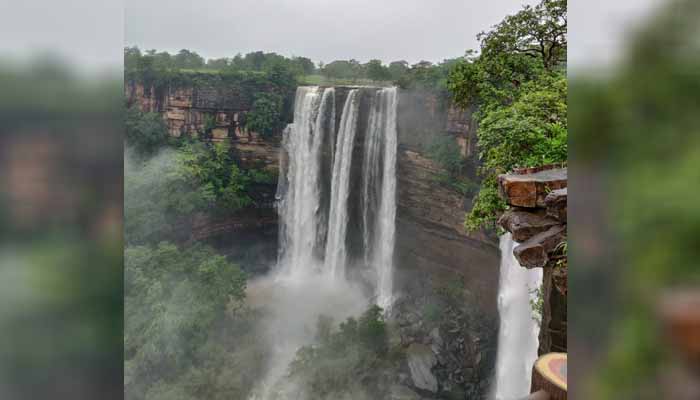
[498,166,567,208]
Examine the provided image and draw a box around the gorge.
[123,2,568,398]
[124,72,565,400]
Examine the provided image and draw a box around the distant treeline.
[124,46,460,90]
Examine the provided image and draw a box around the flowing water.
[367,87,398,309]
[493,233,543,400]
[250,86,400,399]
[324,89,360,278]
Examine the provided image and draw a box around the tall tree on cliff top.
[448,0,567,231]
[480,0,566,71]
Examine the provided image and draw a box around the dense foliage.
[125,47,314,77]
[245,92,284,137]
[288,306,396,400]
[125,243,266,400]
[447,0,568,231]
[125,106,171,154]
[125,140,275,244]
[426,135,479,196]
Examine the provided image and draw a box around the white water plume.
[361,87,398,309]
[493,233,543,400]
[250,86,399,399]
[323,89,360,279]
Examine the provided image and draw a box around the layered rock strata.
[498,165,568,354]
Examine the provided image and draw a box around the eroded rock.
[498,167,567,208]
[406,343,438,393]
[545,187,567,222]
[498,208,560,242]
[513,225,566,269]
[389,384,424,400]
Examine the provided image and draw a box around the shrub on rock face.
[125,105,170,155]
[245,92,283,137]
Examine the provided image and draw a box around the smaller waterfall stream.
[370,87,398,309]
[324,89,360,278]
[493,233,543,400]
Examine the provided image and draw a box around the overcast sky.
[125,0,541,65]
[0,0,665,72]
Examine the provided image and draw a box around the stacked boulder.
[497,165,567,354]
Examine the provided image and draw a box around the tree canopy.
[447,0,568,231]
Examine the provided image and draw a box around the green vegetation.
[426,135,479,196]
[289,305,396,399]
[125,105,171,155]
[529,285,544,325]
[246,92,284,137]
[125,139,274,245]
[125,47,314,78]
[125,242,266,400]
[447,0,567,231]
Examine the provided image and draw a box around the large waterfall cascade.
[493,233,543,400]
[250,85,400,400]
[277,86,399,301]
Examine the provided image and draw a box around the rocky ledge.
[497,165,567,355]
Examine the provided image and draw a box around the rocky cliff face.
[125,80,284,274]
[497,165,568,355]
[390,89,500,399]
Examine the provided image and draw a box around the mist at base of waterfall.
[245,264,368,400]
[247,86,399,400]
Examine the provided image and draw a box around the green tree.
[365,59,390,81]
[124,46,142,71]
[448,0,567,231]
[173,49,205,70]
[479,0,566,72]
[289,305,392,399]
[125,105,170,155]
[293,56,316,75]
[246,92,283,137]
[124,243,249,399]
[388,60,409,81]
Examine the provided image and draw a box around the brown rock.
[498,208,560,242]
[498,167,567,208]
[545,188,567,222]
[514,225,566,268]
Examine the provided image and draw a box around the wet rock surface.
[389,282,497,399]
[406,343,438,393]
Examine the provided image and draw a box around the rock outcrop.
[124,79,281,139]
[406,343,439,393]
[498,165,567,355]
[125,80,284,273]
[498,167,567,208]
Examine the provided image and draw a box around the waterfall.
[277,86,334,278]
[324,89,360,278]
[493,233,543,400]
[251,86,399,399]
[362,87,398,309]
